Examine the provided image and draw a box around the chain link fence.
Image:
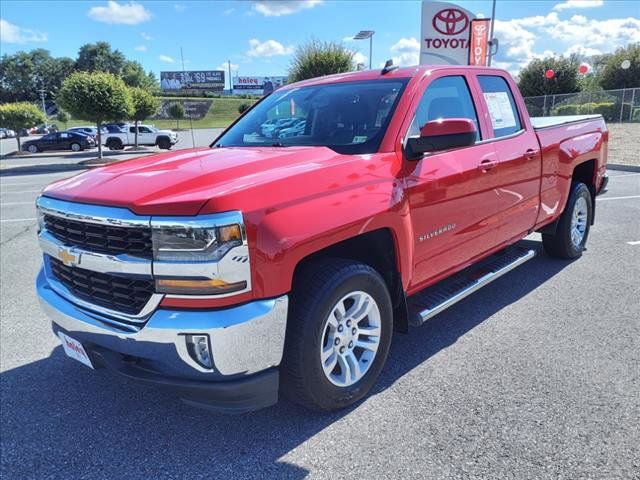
[523,88,640,122]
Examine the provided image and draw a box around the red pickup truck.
[36,65,608,413]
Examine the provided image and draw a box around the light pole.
[37,88,47,117]
[354,30,375,70]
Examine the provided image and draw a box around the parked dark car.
[21,131,95,153]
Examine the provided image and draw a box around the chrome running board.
[408,247,536,326]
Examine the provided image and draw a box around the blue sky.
[1,0,639,85]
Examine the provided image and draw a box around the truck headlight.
[151,213,249,296]
[152,223,242,262]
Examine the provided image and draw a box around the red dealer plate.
[58,331,94,369]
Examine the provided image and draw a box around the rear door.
[473,73,542,243]
[400,73,502,288]
[39,133,58,151]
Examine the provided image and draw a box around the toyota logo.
[432,8,469,35]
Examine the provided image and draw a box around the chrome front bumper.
[37,267,288,379]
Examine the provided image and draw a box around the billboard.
[469,18,491,66]
[420,1,475,65]
[233,76,288,95]
[160,70,225,91]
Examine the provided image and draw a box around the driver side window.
[408,75,481,141]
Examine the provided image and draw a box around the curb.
[608,163,640,173]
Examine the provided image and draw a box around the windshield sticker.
[483,92,516,130]
[242,133,263,143]
[352,136,368,144]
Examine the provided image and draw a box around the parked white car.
[103,124,178,150]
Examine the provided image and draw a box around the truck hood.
[42,146,380,215]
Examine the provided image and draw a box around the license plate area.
[58,331,94,369]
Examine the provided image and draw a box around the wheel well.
[292,229,409,333]
[572,159,597,224]
[106,137,121,145]
[156,135,170,144]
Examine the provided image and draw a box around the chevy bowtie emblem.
[57,248,78,267]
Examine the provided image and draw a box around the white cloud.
[247,38,294,57]
[553,0,603,12]
[491,12,639,75]
[88,1,151,25]
[389,37,420,66]
[343,36,354,42]
[134,45,147,51]
[159,54,175,63]
[218,62,239,72]
[140,32,153,40]
[352,51,367,67]
[174,4,186,12]
[564,44,602,57]
[223,8,235,15]
[252,0,321,17]
[0,18,47,43]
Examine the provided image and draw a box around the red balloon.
[578,63,589,74]
[545,69,555,79]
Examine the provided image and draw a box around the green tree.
[57,71,132,158]
[167,102,185,130]
[122,61,159,90]
[599,43,640,89]
[0,49,75,103]
[517,57,580,97]
[0,102,47,153]
[75,41,126,76]
[56,110,70,129]
[129,87,160,148]
[289,39,354,82]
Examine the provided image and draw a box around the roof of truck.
[282,65,509,90]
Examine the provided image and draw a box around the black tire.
[542,182,592,259]
[157,137,171,149]
[106,138,123,151]
[281,259,393,411]
[70,142,81,152]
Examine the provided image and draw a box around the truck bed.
[530,114,602,130]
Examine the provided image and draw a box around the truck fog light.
[186,334,212,369]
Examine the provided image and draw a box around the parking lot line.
[0,201,34,206]
[0,217,36,223]
[597,195,640,201]
[0,189,43,195]
[627,241,640,245]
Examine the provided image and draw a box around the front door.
[402,74,502,289]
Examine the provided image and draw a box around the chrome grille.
[44,214,153,259]
[49,257,154,315]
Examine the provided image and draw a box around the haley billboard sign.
[420,1,476,65]
[160,70,225,91]
[232,76,288,95]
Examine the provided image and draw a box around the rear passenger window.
[409,75,481,141]
[478,75,522,137]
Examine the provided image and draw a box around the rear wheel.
[281,259,393,411]
[542,182,592,259]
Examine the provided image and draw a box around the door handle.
[477,159,497,172]
[525,149,538,160]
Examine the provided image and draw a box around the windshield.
[214,79,408,154]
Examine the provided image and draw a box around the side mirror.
[406,118,477,159]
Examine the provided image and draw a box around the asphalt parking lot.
[1,168,639,479]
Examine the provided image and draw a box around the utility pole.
[488,0,497,66]
[37,88,47,117]
[228,59,233,95]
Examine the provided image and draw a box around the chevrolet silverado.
[36,65,608,413]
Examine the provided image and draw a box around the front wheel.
[281,259,393,411]
[157,138,171,149]
[27,144,39,154]
[542,182,592,259]
[70,142,81,152]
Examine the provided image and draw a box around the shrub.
[552,104,578,116]
[238,103,251,114]
[289,39,354,82]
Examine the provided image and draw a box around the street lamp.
[354,30,375,70]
